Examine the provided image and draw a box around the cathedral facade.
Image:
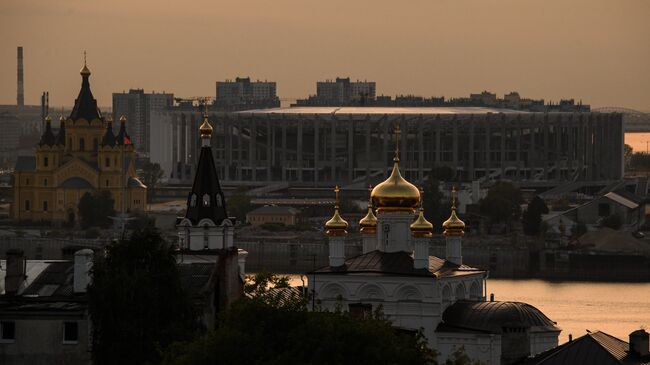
[12,61,146,225]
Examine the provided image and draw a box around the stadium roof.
[236,106,527,115]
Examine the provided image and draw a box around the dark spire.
[101,116,116,146]
[38,116,56,146]
[184,115,229,225]
[55,116,66,146]
[115,115,132,145]
[69,54,102,121]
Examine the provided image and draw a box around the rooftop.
[236,106,527,115]
[311,250,483,278]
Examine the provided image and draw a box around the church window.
[190,194,197,207]
[79,138,85,151]
[348,303,372,318]
[25,178,29,185]
[105,179,109,187]
[25,200,30,211]
[63,322,79,344]
[44,157,49,167]
[202,194,210,207]
[105,158,110,168]
[43,201,48,212]
[93,138,98,151]
[43,178,48,187]
[203,225,209,249]
[216,194,223,207]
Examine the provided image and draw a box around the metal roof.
[518,331,650,365]
[438,300,560,335]
[237,106,527,115]
[311,250,483,278]
[605,192,639,209]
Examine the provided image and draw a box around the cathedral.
[309,126,560,364]
[12,60,147,225]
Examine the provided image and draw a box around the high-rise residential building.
[298,77,376,106]
[215,77,280,111]
[112,89,173,155]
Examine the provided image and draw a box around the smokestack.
[17,46,24,107]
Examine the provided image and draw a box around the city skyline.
[0,0,648,110]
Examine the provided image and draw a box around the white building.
[308,126,560,364]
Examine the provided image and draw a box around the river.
[287,276,650,344]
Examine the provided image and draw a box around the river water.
[288,276,650,344]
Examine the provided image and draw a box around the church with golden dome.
[12,59,147,225]
[309,126,560,364]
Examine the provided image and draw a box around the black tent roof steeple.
[38,116,56,147]
[184,113,229,225]
[69,54,102,122]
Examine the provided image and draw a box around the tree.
[422,178,450,233]
[479,182,522,226]
[160,298,436,365]
[522,196,549,236]
[140,161,164,202]
[87,227,199,365]
[244,271,308,311]
[78,190,116,229]
[445,347,485,365]
[226,186,252,223]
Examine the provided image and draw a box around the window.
[43,201,48,212]
[43,178,48,187]
[190,194,197,207]
[25,178,29,185]
[598,203,611,217]
[1,321,15,342]
[349,303,372,318]
[93,138,98,151]
[202,194,210,207]
[105,179,109,187]
[105,157,110,167]
[216,194,223,207]
[63,322,78,344]
[44,156,49,167]
[79,138,85,151]
[25,200,30,211]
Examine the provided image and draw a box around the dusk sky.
[1,0,648,110]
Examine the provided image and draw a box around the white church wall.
[437,332,501,365]
[529,331,560,357]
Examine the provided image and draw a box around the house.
[544,190,647,234]
[518,329,650,365]
[246,206,300,227]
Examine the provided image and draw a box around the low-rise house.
[518,329,650,365]
[246,206,300,227]
[544,190,647,234]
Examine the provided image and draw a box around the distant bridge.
[593,107,650,132]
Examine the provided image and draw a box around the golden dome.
[359,207,377,234]
[371,159,421,213]
[325,186,348,237]
[80,51,91,77]
[411,208,433,238]
[443,186,465,236]
[199,116,213,138]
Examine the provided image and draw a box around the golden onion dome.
[359,206,377,234]
[443,186,465,236]
[371,158,421,213]
[199,116,213,138]
[411,208,433,238]
[325,186,348,237]
[80,51,91,77]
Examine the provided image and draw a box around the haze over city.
[1,0,648,110]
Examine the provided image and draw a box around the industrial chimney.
[17,46,24,107]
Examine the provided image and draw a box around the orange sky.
[0,0,648,110]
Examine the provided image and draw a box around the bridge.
[593,107,650,132]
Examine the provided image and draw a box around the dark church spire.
[69,52,102,122]
[38,116,56,146]
[184,104,229,225]
[101,115,116,146]
[55,116,66,146]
